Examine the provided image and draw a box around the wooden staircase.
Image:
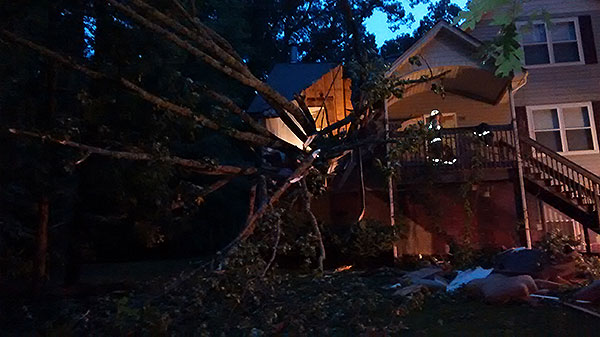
[519,137,600,237]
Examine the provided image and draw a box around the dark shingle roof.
[247,62,336,117]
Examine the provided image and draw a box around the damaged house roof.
[247,62,337,117]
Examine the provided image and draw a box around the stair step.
[566,191,592,200]
[576,197,593,206]
[541,178,554,186]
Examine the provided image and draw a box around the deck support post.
[584,227,592,253]
[384,100,398,259]
[509,84,532,249]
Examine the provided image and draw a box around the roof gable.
[387,21,483,76]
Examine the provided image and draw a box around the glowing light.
[334,265,353,273]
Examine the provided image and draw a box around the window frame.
[518,17,585,68]
[526,102,599,155]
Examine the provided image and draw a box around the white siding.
[394,31,480,76]
[470,2,600,175]
[388,91,511,127]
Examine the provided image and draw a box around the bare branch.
[260,94,308,142]
[108,0,313,135]
[220,150,319,252]
[195,84,271,137]
[199,177,236,198]
[317,113,356,137]
[9,129,256,176]
[294,93,317,135]
[0,30,288,149]
[300,178,326,273]
[127,0,251,77]
[170,0,242,62]
[261,217,282,278]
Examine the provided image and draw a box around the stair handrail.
[519,136,600,187]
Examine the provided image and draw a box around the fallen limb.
[126,0,252,78]
[109,0,312,134]
[195,84,272,137]
[261,217,282,278]
[220,150,319,254]
[9,129,255,176]
[301,178,326,273]
[146,154,317,303]
[0,30,286,149]
[169,0,242,63]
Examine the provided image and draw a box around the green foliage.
[455,0,554,77]
[327,219,404,265]
[536,229,582,261]
[536,229,600,280]
[455,0,526,76]
[449,242,479,270]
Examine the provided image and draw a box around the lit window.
[309,106,324,131]
[519,19,583,66]
[528,103,597,154]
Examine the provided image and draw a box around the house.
[248,48,352,148]
[250,0,600,257]
[380,0,600,255]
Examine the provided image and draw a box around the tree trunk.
[33,196,49,294]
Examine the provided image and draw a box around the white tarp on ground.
[447,267,493,292]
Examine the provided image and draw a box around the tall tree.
[381,0,462,60]
[0,0,452,288]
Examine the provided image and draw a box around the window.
[527,102,598,154]
[423,113,457,128]
[519,18,584,66]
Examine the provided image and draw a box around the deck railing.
[391,124,517,172]
[520,136,600,210]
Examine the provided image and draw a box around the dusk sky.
[365,0,469,47]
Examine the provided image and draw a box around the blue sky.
[365,0,469,47]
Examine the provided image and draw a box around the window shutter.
[515,106,529,139]
[593,101,600,145]
[579,16,598,64]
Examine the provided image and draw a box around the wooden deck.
[391,124,517,182]
[391,124,600,248]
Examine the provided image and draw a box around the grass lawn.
[404,296,600,337]
[4,264,600,336]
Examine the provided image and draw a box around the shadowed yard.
[3,264,600,336]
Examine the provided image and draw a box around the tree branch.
[9,129,256,176]
[219,150,319,253]
[194,83,271,137]
[0,29,288,149]
[109,0,313,135]
[170,0,242,62]
[128,0,251,77]
[261,217,282,277]
[300,178,325,273]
